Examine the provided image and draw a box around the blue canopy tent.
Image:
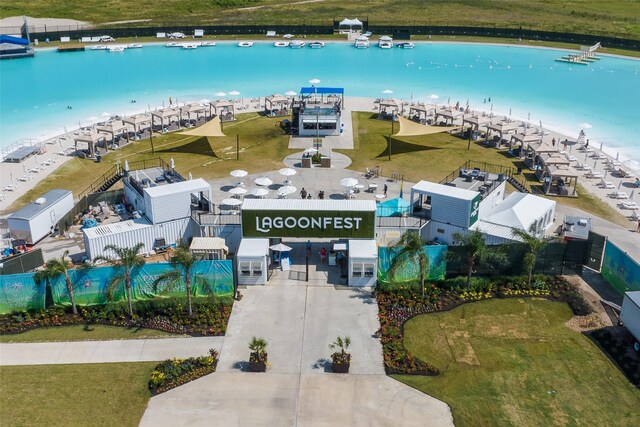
[376,197,410,217]
[300,87,344,106]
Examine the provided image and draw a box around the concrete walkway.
[0,336,223,366]
[141,259,454,426]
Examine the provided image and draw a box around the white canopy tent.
[338,18,363,33]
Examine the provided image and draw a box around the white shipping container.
[621,291,640,343]
[236,238,269,285]
[7,189,74,244]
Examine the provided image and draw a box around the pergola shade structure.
[180,103,207,126]
[485,120,520,146]
[535,153,570,180]
[97,120,129,147]
[523,141,558,170]
[74,132,107,158]
[209,100,235,122]
[378,99,399,120]
[265,95,290,117]
[408,104,436,123]
[543,164,578,197]
[151,107,181,132]
[434,107,463,125]
[462,114,491,134]
[123,114,152,137]
[508,131,542,152]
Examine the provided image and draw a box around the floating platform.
[555,57,589,65]
[58,44,85,52]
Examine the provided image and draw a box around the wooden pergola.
[508,131,542,152]
[123,114,151,136]
[378,99,399,120]
[265,95,290,116]
[543,164,578,197]
[180,103,207,126]
[97,120,129,147]
[434,107,463,125]
[485,120,520,145]
[151,107,181,132]
[74,132,107,158]
[209,100,235,122]
[408,104,436,122]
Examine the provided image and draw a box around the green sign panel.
[242,209,375,239]
[469,194,481,227]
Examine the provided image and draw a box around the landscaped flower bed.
[149,349,219,395]
[377,275,591,376]
[0,296,233,337]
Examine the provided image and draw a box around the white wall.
[478,181,506,220]
[8,192,74,244]
[237,255,268,285]
[427,221,468,245]
[146,191,194,224]
[621,293,640,342]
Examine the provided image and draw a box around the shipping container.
[7,189,74,244]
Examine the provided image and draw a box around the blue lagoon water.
[1,42,639,166]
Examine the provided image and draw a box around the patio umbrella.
[228,187,247,195]
[382,89,394,94]
[340,177,359,187]
[221,198,243,206]
[600,142,603,151]
[584,152,589,161]
[618,180,623,190]
[269,243,292,252]
[593,160,597,169]
[255,177,273,186]
[279,167,297,177]
[309,78,321,85]
[215,92,227,97]
[303,147,318,154]
[630,189,635,200]
[285,91,297,96]
[604,170,608,179]
[249,188,269,197]
[229,91,240,96]
[278,185,297,195]
[230,169,248,178]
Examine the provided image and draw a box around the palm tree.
[95,243,146,317]
[329,336,351,357]
[451,230,506,290]
[511,225,555,285]
[390,231,429,298]
[153,245,208,317]
[248,337,268,355]
[34,250,90,315]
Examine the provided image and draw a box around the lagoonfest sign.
[242,209,375,238]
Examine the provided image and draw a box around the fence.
[601,241,640,295]
[0,260,234,314]
[0,249,44,275]
[56,189,124,234]
[377,245,447,289]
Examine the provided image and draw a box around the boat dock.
[58,44,85,52]
[555,41,601,66]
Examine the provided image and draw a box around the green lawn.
[0,324,176,343]
[5,112,293,213]
[0,362,155,426]
[397,298,640,427]
[3,1,640,39]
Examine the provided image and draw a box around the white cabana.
[123,114,152,135]
[209,100,235,122]
[97,120,129,146]
[151,108,181,132]
[338,18,363,33]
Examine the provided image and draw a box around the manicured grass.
[3,1,640,39]
[397,298,640,427]
[5,112,293,213]
[0,362,155,426]
[0,324,175,343]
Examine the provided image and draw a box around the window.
[351,262,376,278]
[437,228,445,234]
[240,262,251,276]
[240,261,263,276]
[252,261,263,276]
[364,263,375,277]
[352,263,363,277]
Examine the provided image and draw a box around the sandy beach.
[1,96,639,225]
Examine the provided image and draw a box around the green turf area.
[0,324,176,343]
[0,362,155,426]
[397,298,640,427]
[3,1,640,39]
[3,112,293,214]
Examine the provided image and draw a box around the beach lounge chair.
[81,36,91,43]
[266,31,277,37]
[156,32,166,38]
[602,181,615,189]
[631,211,640,221]
[586,171,603,179]
[621,202,639,210]
[610,191,628,199]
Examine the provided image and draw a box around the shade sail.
[179,117,225,137]
[394,116,460,137]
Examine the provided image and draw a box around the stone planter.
[331,361,350,373]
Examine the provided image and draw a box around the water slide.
[0,34,30,45]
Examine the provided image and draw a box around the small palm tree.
[94,243,146,317]
[249,337,268,354]
[34,250,91,315]
[511,225,556,285]
[451,230,506,290]
[390,231,429,298]
[329,336,351,357]
[153,245,208,317]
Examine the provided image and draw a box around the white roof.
[471,221,521,241]
[412,180,479,201]
[144,178,210,198]
[625,291,640,307]
[83,218,151,239]
[190,237,228,252]
[339,18,363,26]
[237,238,269,257]
[348,239,377,259]
[241,199,376,212]
[481,193,556,230]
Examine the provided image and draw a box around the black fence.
[445,240,589,278]
[0,249,44,275]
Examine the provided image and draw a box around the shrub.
[149,348,219,394]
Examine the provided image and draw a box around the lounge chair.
[586,171,603,179]
[266,31,277,37]
[602,181,615,189]
[610,191,628,199]
[621,202,639,210]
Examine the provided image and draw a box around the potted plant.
[329,336,351,373]
[248,337,268,372]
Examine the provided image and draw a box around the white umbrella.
[230,169,248,178]
[215,91,227,97]
[278,185,297,195]
[382,89,394,94]
[221,198,243,206]
[600,142,603,151]
[249,188,269,197]
[228,187,247,195]
[269,243,292,252]
[188,172,193,180]
[340,177,359,187]
[618,180,623,190]
[279,167,297,177]
[579,122,593,129]
[303,147,318,154]
[229,91,240,96]
[309,78,321,85]
[124,160,129,171]
[170,158,175,168]
[429,94,439,100]
[255,177,273,186]
[285,91,297,96]
[630,189,635,199]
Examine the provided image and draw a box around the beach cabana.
[485,120,520,146]
[74,132,107,157]
[123,114,152,138]
[408,104,436,123]
[151,107,181,132]
[97,120,129,147]
[209,100,235,122]
[265,95,290,117]
[462,114,490,134]
[180,103,207,126]
[338,18,363,33]
[434,107,463,125]
[543,164,578,197]
[536,153,570,180]
[524,141,558,169]
[509,131,542,152]
[378,99,399,120]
